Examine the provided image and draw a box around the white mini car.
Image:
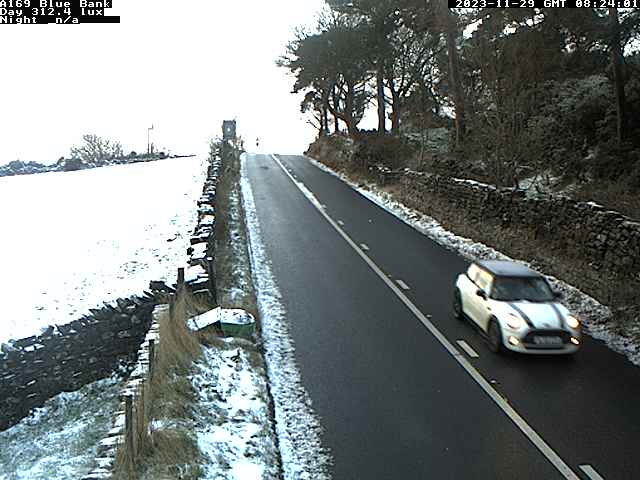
[453,260,581,354]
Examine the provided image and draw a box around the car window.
[490,276,554,302]
[467,264,480,283]
[476,270,493,292]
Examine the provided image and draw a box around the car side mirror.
[476,289,487,300]
[553,290,563,299]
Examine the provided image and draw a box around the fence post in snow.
[125,395,133,464]
[177,267,185,295]
[206,256,216,303]
[169,294,175,322]
[149,339,155,381]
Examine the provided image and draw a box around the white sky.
[0,0,327,163]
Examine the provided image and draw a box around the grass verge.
[113,292,208,480]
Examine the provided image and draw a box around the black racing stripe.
[549,303,566,328]
[509,303,535,327]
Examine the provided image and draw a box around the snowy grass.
[117,294,204,480]
[127,303,279,480]
[191,339,279,480]
[240,154,332,480]
[214,152,256,315]
[0,157,207,344]
[0,376,122,480]
[307,156,640,367]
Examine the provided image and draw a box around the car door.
[463,265,486,327]
[460,264,480,321]
[473,270,494,331]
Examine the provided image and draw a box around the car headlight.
[566,315,580,329]
[506,313,526,330]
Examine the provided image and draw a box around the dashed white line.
[270,154,581,480]
[360,243,370,251]
[456,340,479,358]
[396,279,410,290]
[579,465,605,480]
[337,220,345,226]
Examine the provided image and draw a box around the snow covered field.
[0,376,122,479]
[0,157,207,344]
[0,158,207,478]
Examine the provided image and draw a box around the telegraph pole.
[147,125,154,155]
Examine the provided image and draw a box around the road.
[243,153,639,480]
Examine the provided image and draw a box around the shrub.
[353,135,414,171]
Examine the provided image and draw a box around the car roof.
[476,260,539,278]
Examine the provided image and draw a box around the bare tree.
[70,134,124,165]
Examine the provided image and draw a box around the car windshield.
[490,276,554,302]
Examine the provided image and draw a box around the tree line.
[281,3,640,188]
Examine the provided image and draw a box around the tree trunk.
[345,82,357,137]
[322,105,329,137]
[332,85,340,134]
[377,66,386,136]
[609,8,627,144]
[322,89,330,136]
[390,87,401,135]
[445,8,466,148]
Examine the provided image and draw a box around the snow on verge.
[191,337,279,480]
[0,376,121,480]
[240,156,332,480]
[306,157,640,367]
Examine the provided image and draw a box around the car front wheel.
[488,319,504,354]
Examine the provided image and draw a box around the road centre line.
[270,154,581,480]
[396,279,410,290]
[579,465,605,480]
[456,340,480,359]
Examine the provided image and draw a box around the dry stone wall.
[0,294,157,431]
[0,152,223,435]
[81,151,223,479]
[398,172,640,279]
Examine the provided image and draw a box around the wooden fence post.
[177,267,185,296]
[206,256,216,304]
[149,339,155,381]
[125,395,133,464]
[169,294,175,322]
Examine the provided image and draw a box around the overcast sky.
[0,0,329,164]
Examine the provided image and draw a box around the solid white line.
[360,243,370,251]
[396,279,410,290]
[456,340,479,359]
[579,465,605,480]
[270,154,581,480]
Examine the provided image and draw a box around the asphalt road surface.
[243,153,639,480]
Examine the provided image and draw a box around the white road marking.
[579,465,605,480]
[337,220,345,226]
[360,243,370,251]
[396,279,410,290]
[271,154,581,480]
[456,340,479,358]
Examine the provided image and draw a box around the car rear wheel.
[488,319,503,354]
[453,290,463,320]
